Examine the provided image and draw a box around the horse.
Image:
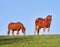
[7,22,26,36]
[35,15,52,35]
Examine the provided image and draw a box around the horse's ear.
[50,15,52,18]
[47,15,50,17]
[50,15,52,16]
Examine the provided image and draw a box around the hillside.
[0,34,60,47]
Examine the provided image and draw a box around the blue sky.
[0,0,60,35]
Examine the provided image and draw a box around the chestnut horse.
[7,22,26,36]
[35,15,52,35]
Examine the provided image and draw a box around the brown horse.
[7,22,26,36]
[35,15,52,35]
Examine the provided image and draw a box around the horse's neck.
[45,18,51,23]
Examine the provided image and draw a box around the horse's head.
[46,15,52,22]
[22,26,26,35]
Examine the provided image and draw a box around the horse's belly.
[38,23,47,28]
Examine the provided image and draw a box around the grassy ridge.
[0,35,60,47]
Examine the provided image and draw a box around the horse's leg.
[35,25,39,35]
[12,31,14,36]
[17,31,19,36]
[34,26,37,35]
[7,29,10,36]
[37,29,39,35]
[43,28,45,35]
[48,28,50,35]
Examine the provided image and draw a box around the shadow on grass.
[0,36,32,45]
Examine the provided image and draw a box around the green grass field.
[0,34,60,47]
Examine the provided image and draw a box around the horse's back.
[8,22,22,25]
[35,18,45,25]
[8,22,23,30]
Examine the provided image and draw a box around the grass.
[0,34,60,47]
